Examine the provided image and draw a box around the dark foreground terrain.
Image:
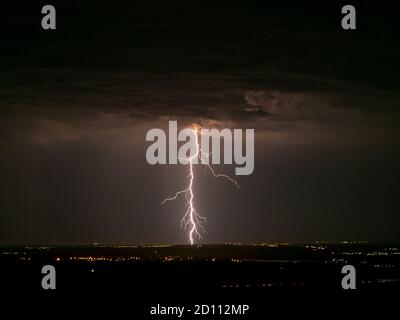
[1,243,398,316]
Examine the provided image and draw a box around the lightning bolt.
[161,126,240,245]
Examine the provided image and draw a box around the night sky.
[1,1,399,244]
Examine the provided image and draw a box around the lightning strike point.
[161,126,240,244]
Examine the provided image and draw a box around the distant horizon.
[1,240,399,247]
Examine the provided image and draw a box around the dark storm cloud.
[1,71,399,147]
[1,1,399,138]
